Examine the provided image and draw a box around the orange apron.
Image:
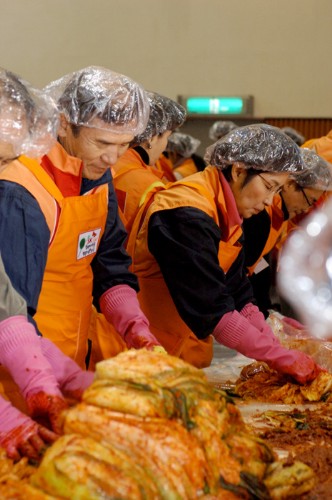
[127,166,242,368]
[173,157,198,178]
[113,148,166,236]
[0,155,126,370]
[155,153,176,182]
[302,131,332,163]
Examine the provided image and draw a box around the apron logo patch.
[77,228,101,260]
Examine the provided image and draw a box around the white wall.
[1,0,332,117]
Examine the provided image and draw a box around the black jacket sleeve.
[224,235,255,311]
[242,209,271,268]
[147,206,253,339]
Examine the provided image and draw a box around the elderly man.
[0,66,164,373]
[0,68,97,461]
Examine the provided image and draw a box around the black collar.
[134,146,150,165]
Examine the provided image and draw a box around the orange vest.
[246,195,286,275]
[155,153,176,182]
[127,166,242,368]
[112,148,166,235]
[173,157,198,178]
[302,130,332,163]
[0,146,126,368]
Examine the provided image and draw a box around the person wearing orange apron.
[113,147,166,236]
[243,148,332,317]
[166,132,202,180]
[208,120,238,142]
[112,91,186,235]
[0,67,164,383]
[127,124,321,384]
[0,69,95,461]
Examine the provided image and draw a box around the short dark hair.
[221,165,265,187]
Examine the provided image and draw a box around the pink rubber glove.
[240,303,267,332]
[241,304,307,334]
[0,315,67,433]
[213,310,320,384]
[281,317,306,330]
[40,337,94,400]
[0,395,57,461]
[100,284,163,350]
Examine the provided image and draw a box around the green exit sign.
[178,95,254,117]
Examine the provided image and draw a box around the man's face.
[58,116,133,180]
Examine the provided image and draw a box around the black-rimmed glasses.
[257,173,282,195]
[300,187,314,208]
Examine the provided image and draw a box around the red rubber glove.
[100,284,163,350]
[0,395,57,461]
[40,337,94,400]
[213,310,320,384]
[0,315,67,433]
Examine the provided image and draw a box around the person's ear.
[231,162,247,182]
[57,114,70,138]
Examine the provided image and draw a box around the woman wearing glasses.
[126,124,321,383]
[243,148,332,316]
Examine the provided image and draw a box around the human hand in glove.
[240,302,268,331]
[241,303,307,335]
[267,349,321,384]
[213,310,321,384]
[0,315,68,433]
[0,395,57,461]
[100,285,164,350]
[40,337,94,400]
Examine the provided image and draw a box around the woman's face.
[230,164,289,218]
[281,179,323,218]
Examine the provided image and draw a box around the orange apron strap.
[126,183,167,258]
[18,155,64,204]
[138,180,166,208]
[180,180,220,219]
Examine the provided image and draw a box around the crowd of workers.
[0,65,331,461]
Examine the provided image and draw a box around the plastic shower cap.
[43,66,149,136]
[166,132,201,158]
[278,198,332,340]
[293,148,332,190]
[281,126,305,146]
[0,68,58,158]
[204,124,304,174]
[133,92,186,145]
[208,120,237,141]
